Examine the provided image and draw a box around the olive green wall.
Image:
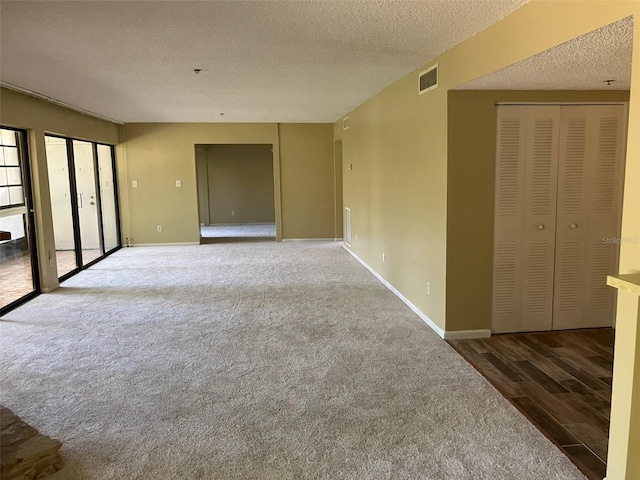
[279,123,335,239]
[122,123,278,244]
[199,144,275,225]
[446,90,631,333]
[122,122,335,244]
[0,87,121,292]
[338,1,640,477]
[338,0,640,336]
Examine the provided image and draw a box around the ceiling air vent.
[343,116,350,131]
[418,64,438,95]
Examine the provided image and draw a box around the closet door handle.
[570,223,578,229]
[537,224,545,230]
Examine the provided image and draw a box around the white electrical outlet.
[426,282,431,295]
[157,225,162,232]
[176,180,182,187]
[132,180,138,188]
[232,210,236,216]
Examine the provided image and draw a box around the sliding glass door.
[0,127,39,313]
[45,135,120,280]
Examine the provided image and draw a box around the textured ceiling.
[457,16,634,91]
[0,0,529,123]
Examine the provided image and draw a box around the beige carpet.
[0,242,585,479]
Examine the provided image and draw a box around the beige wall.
[0,88,121,291]
[122,122,335,243]
[279,124,336,239]
[338,1,640,477]
[201,144,275,225]
[338,1,640,334]
[446,90,631,333]
[122,123,278,244]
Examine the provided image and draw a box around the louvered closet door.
[553,105,625,329]
[493,106,560,333]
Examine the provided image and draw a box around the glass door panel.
[1,128,39,312]
[72,140,102,265]
[45,136,79,277]
[97,144,119,252]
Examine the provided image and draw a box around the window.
[0,129,25,208]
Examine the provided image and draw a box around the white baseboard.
[343,246,492,340]
[204,222,275,226]
[282,238,342,242]
[443,329,491,340]
[132,242,200,247]
[343,246,446,339]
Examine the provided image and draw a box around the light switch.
[176,180,182,187]
[132,180,138,188]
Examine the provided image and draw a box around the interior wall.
[446,89,631,333]
[203,144,274,225]
[195,147,209,225]
[278,124,335,239]
[337,1,639,334]
[334,140,344,239]
[122,122,335,244]
[0,87,121,291]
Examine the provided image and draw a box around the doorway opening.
[195,144,276,243]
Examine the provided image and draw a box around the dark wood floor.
[448,329,614,480]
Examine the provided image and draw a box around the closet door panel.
[553,111,588,329]
[553,105,625,329]
[584,106,625,327]
[493,109,526,333]
[493,106,559,333]
[521,112,560,331]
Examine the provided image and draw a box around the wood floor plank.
[553,348,613,379]
[575,331,614,359]
[564,423,609,463]
[513,360,570,394]
[555,393,610,434]
[516,335,558,358]
[598,377,612,387]
[548,357,611,391]
[480,337,525,362]
[532,333,564,348]
[564,445,607,480]
[448,328,613,479]
[501,337,573,381]
[587,355,613,372]
[518,381,587,425]
[511,396,578,446]
[466,339,491,354]
[560,379,611,419]
[480,352,526,383]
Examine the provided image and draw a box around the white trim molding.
[443,329,491,340]
[132,242,200,247]
[343,246,491,340]
[343,246,446,338]
[282,238,342,242]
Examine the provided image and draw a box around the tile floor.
[449,329,614,480]
[0,253,34,309]
[1,249,102,309]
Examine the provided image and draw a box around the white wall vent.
[418,64,438,95]
[343,116,350,131]
[345,207,352,245]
